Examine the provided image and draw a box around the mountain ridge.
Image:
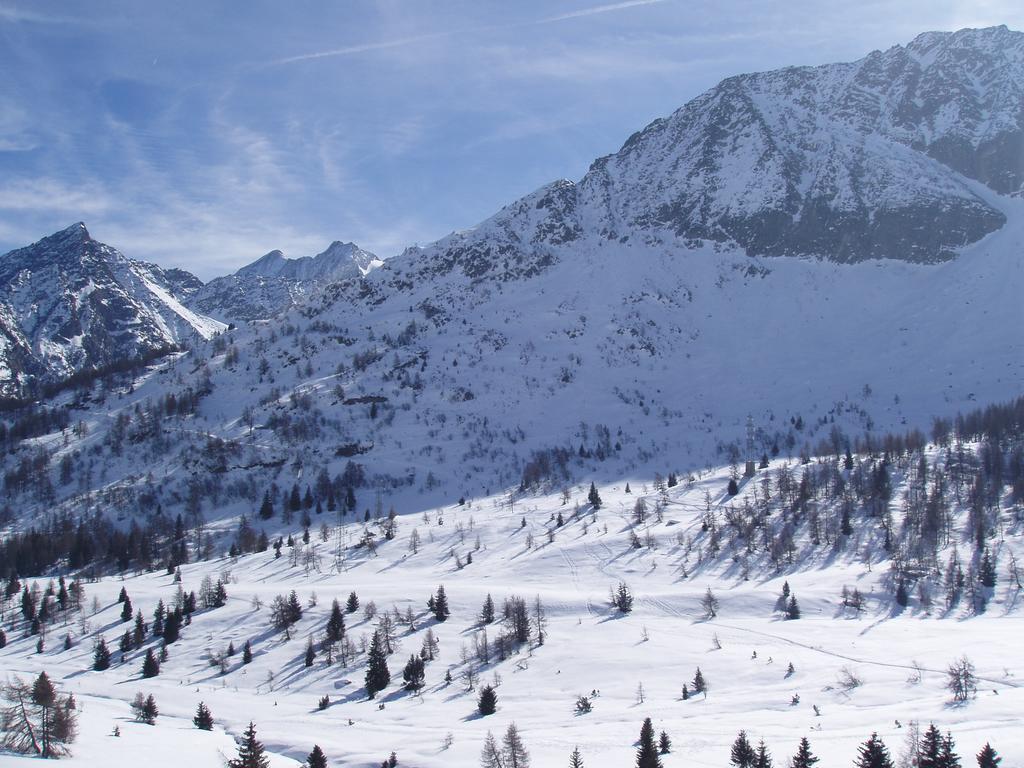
[189,240,383,322]
[0,223,225,400]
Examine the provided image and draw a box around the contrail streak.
[271,0,670,66]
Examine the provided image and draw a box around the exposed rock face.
[395,26,1021,275]
[0,223,223,399]
[575,26,1022,263]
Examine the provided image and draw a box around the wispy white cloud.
[271,0,672,66]
[0,178,114,215]
[0,3,101,26]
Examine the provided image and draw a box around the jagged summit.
[391,24,1022,275]
[237,249,288,277]
[55,221,90,240]
[189,239,382,322]
[235,241,380,281]
[0,225,224,399]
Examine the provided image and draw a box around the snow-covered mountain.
[0,223,224,400]
[2,27,1021,514]
[403,24,1022,268]
[282,25,1023,487]
[191,241,382,322]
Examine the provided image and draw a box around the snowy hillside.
[0,224,225,402]
[191,242,382,323]
[0,430,1021,767]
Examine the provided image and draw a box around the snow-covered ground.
[1,455,1020,767]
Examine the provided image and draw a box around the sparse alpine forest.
[1,22,1024,768]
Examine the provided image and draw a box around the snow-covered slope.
[191,241,382,323]
[0,445,1021,767]
[0,224,225,400]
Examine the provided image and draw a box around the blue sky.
[1,1,1022,279]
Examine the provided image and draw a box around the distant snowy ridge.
[191,241,383,322]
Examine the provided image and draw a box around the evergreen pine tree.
[18,672,78,758]
[21,587,35,621]
[402,655,425,691]
[305,745,328,768]
[228,721,270,768]
[325,599,346,643]
[478,684,498,715]
[287,591,303,623]
[93,637,111,671]
[432,585,450,622]
[259,491,274,520]
[979,548,997,588]
[636,717,662,768]
[569,746,584,768]
[365,630,391,698]
[152,600,165,637]
[163,610,181,644]
[214,580,228,608]
[659,731,672,755]
[731,731,757,768]
[786,595,801,620]
[692,667,707,694]
[481,594,495,624]
[756,739,774,768]
[919,724,944,768]
[131,693,159,725]
[193,701,213,730]
[855,733,894,768]
[939,733,961,768]
[121,596,133,622]
[142,648,160,678]
[790,738,819,768]
[975,744,1001,768]
[133,611,146,648]
[588,482,602,509]
[304,636,315,667]
[346,591,359,613]
[614,582,633,613]
[243,639,253,664]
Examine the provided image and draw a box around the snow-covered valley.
[0,440,1022,767]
